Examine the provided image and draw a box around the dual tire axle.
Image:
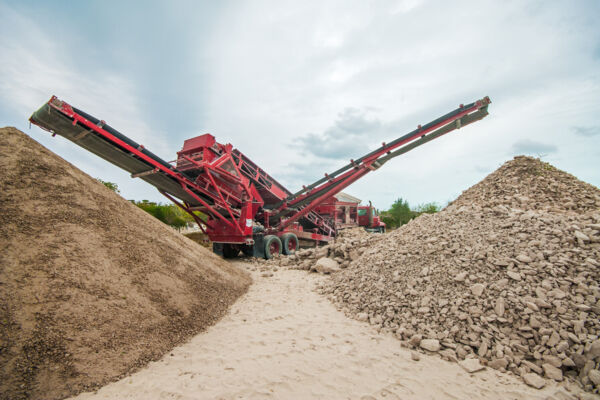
[219,232,299,260]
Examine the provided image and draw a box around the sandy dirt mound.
[0,127,251,400]
[315,156,600,393]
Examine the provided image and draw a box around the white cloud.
[511,140,557,155]
[573,126,600,137]
[203,0,600,208]
[0,3,168,201]
[2,0,599,209]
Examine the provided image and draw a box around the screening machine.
[30,95,491,258]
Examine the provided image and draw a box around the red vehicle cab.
[357,202,386,233]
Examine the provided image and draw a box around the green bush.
[414,202,441,214]
[381,199,440,230]
[131,200,204,230]
[381,198,416,229]
[96,178,207,230]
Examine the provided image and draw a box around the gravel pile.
[276,228,381,273]
[0,127,251,400]
[318,156,600,392]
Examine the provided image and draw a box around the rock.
[587,340,600,359]
[561,357,575,368]
[525,301,539,312]
[574,231,590,242]
[470,283,485,297]
[522,360,542,374]
[556,341,569,353]
[478,341,488,357]
[581,360,595,379]
[534,298,551,308]
[567,332,580,344]
[356,312,369,322]
[420,339,441,352]
[440,349,458,362]
[494,298,505,316]
[542,354,562,368]
[529,316,541,329]
[507,271,521,281]
[314,246,329,259]
[409,334,422,347]
[542,363,563,381]
[488,357,509,370]
[548,289,567,299]
[547,331,560,347]
[589,369,600,386]
[454,271,468,282]
[313,257,340,274]
[411,351,420,361]
[495,278,509,289]
[523,373,546,389]
[300,260,312,270]
[458,358,485,373]
[517,254,532,263]
[572,353,587,369]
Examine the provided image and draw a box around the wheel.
[281,233,299,255]
[222,244,239,258]
[263,235,282,259]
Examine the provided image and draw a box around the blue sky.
[1,0,599,209]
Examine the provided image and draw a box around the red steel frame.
[31,95,490,250]
[37,98,257,243]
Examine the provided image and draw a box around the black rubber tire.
[263,235,282,259]
[222,244,239,258]
[281,233,299,255]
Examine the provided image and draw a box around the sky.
[1,0,599,210]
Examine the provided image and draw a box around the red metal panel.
[180,134,216,154]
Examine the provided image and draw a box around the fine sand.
[0,127,250,400]
[71,263,571,400]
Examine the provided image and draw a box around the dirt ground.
[70,263,576,400]
[0,127,251,400]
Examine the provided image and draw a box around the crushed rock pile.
[246,228,380,277]
[317,156,600,393]
[0,127,251,400]
[269,228,381,274]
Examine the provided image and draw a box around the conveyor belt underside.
[30,103,201,205]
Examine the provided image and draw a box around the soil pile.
[0,127,251,400]
[319,156,600,392]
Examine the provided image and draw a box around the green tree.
[414,202,441,214]
[97,179,120,194]
[381,198,415,229]
[131,200,205,231]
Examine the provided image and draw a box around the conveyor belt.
[275,97,491,208]
[30,99,209,206]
